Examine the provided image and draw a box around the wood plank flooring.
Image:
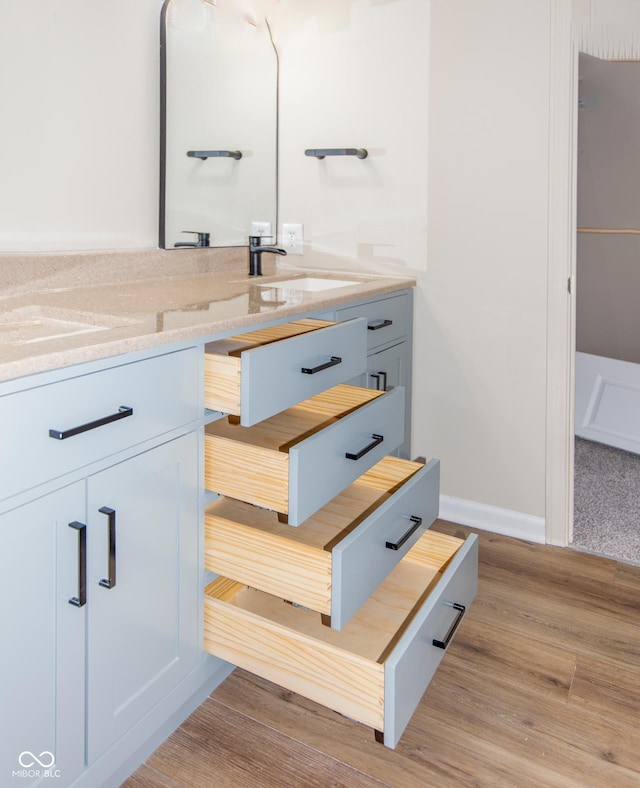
[124,521,640,788]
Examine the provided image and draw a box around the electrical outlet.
[281,223,303,255]
[250,221,272,238]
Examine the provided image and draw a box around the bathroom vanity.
[0,265,476,787]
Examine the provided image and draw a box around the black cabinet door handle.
[301,356,342,375]
[49,406,133,440]
[345,433,383,460]
[385,515,423,551]
[367,319,393,331]
[98,507,116,590]
[432,602,466,649]
[68,521,87,607]
[370,371,388,392]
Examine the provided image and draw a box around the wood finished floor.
[124,521,640,788]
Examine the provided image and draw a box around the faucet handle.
[249,235,279,250]
[174,230,210,248]
[184,231,210,246]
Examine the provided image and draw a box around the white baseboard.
[439,495,546,544]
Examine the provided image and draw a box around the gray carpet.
[573,437,640,564]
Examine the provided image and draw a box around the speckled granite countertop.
[0,248,415,384]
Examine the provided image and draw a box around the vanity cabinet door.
[86,433,199,764]
[0,483,86,787]
[348,341,412,458]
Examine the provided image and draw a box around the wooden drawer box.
[204,318,366,426]
[204,384,405,526]
[336,292,411,352]
[205,456,440,629]
[204,529,478,749]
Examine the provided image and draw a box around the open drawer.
[205,456,440,629]
[204,318,366,426]
[204,529,478,749]
[204,384,405,526]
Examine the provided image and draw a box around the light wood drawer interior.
[204,318,367,426]
[205,455,438,626]
[204,529,475,745]
[204,383,402,523]
[204,319,333,415]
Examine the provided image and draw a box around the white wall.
[424,0,551,521]
[0,0,163,251]
[274,0,551,528]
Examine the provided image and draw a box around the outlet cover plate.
[251,221,272,239]
[281,223,303,255]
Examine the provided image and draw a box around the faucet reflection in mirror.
[160,0,278,249]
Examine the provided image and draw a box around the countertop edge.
[0,276,415,387]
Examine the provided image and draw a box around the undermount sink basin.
[0,306,130,345]
[258,277,359,292]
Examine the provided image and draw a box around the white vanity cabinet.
[0,435,198,786]
[0,283,473,780]
[0,347,202,788]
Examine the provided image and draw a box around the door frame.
[546,0,578,547]
[546,4,640,546]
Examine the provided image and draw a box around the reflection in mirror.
[160,0,278,249]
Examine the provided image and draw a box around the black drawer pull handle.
[345,433,383,460]
[68,521,87,608]
[301,356,342,375]
[99,507,116,590]
[367,319,393,331]
[49,406,133,440]
[432,602,466,650]
[385,515,423,551]
[370,371,388,392]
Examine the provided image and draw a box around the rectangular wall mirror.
[160,0,278,249]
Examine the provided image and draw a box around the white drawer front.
[337,293,411,351]
[383,534,478,748]
[288,385,405,525]
[240,318,367,425]
[332,458,440,629]
[1,348,199,500]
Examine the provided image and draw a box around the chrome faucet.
[249,235,287,276]
[175,231,210,248]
